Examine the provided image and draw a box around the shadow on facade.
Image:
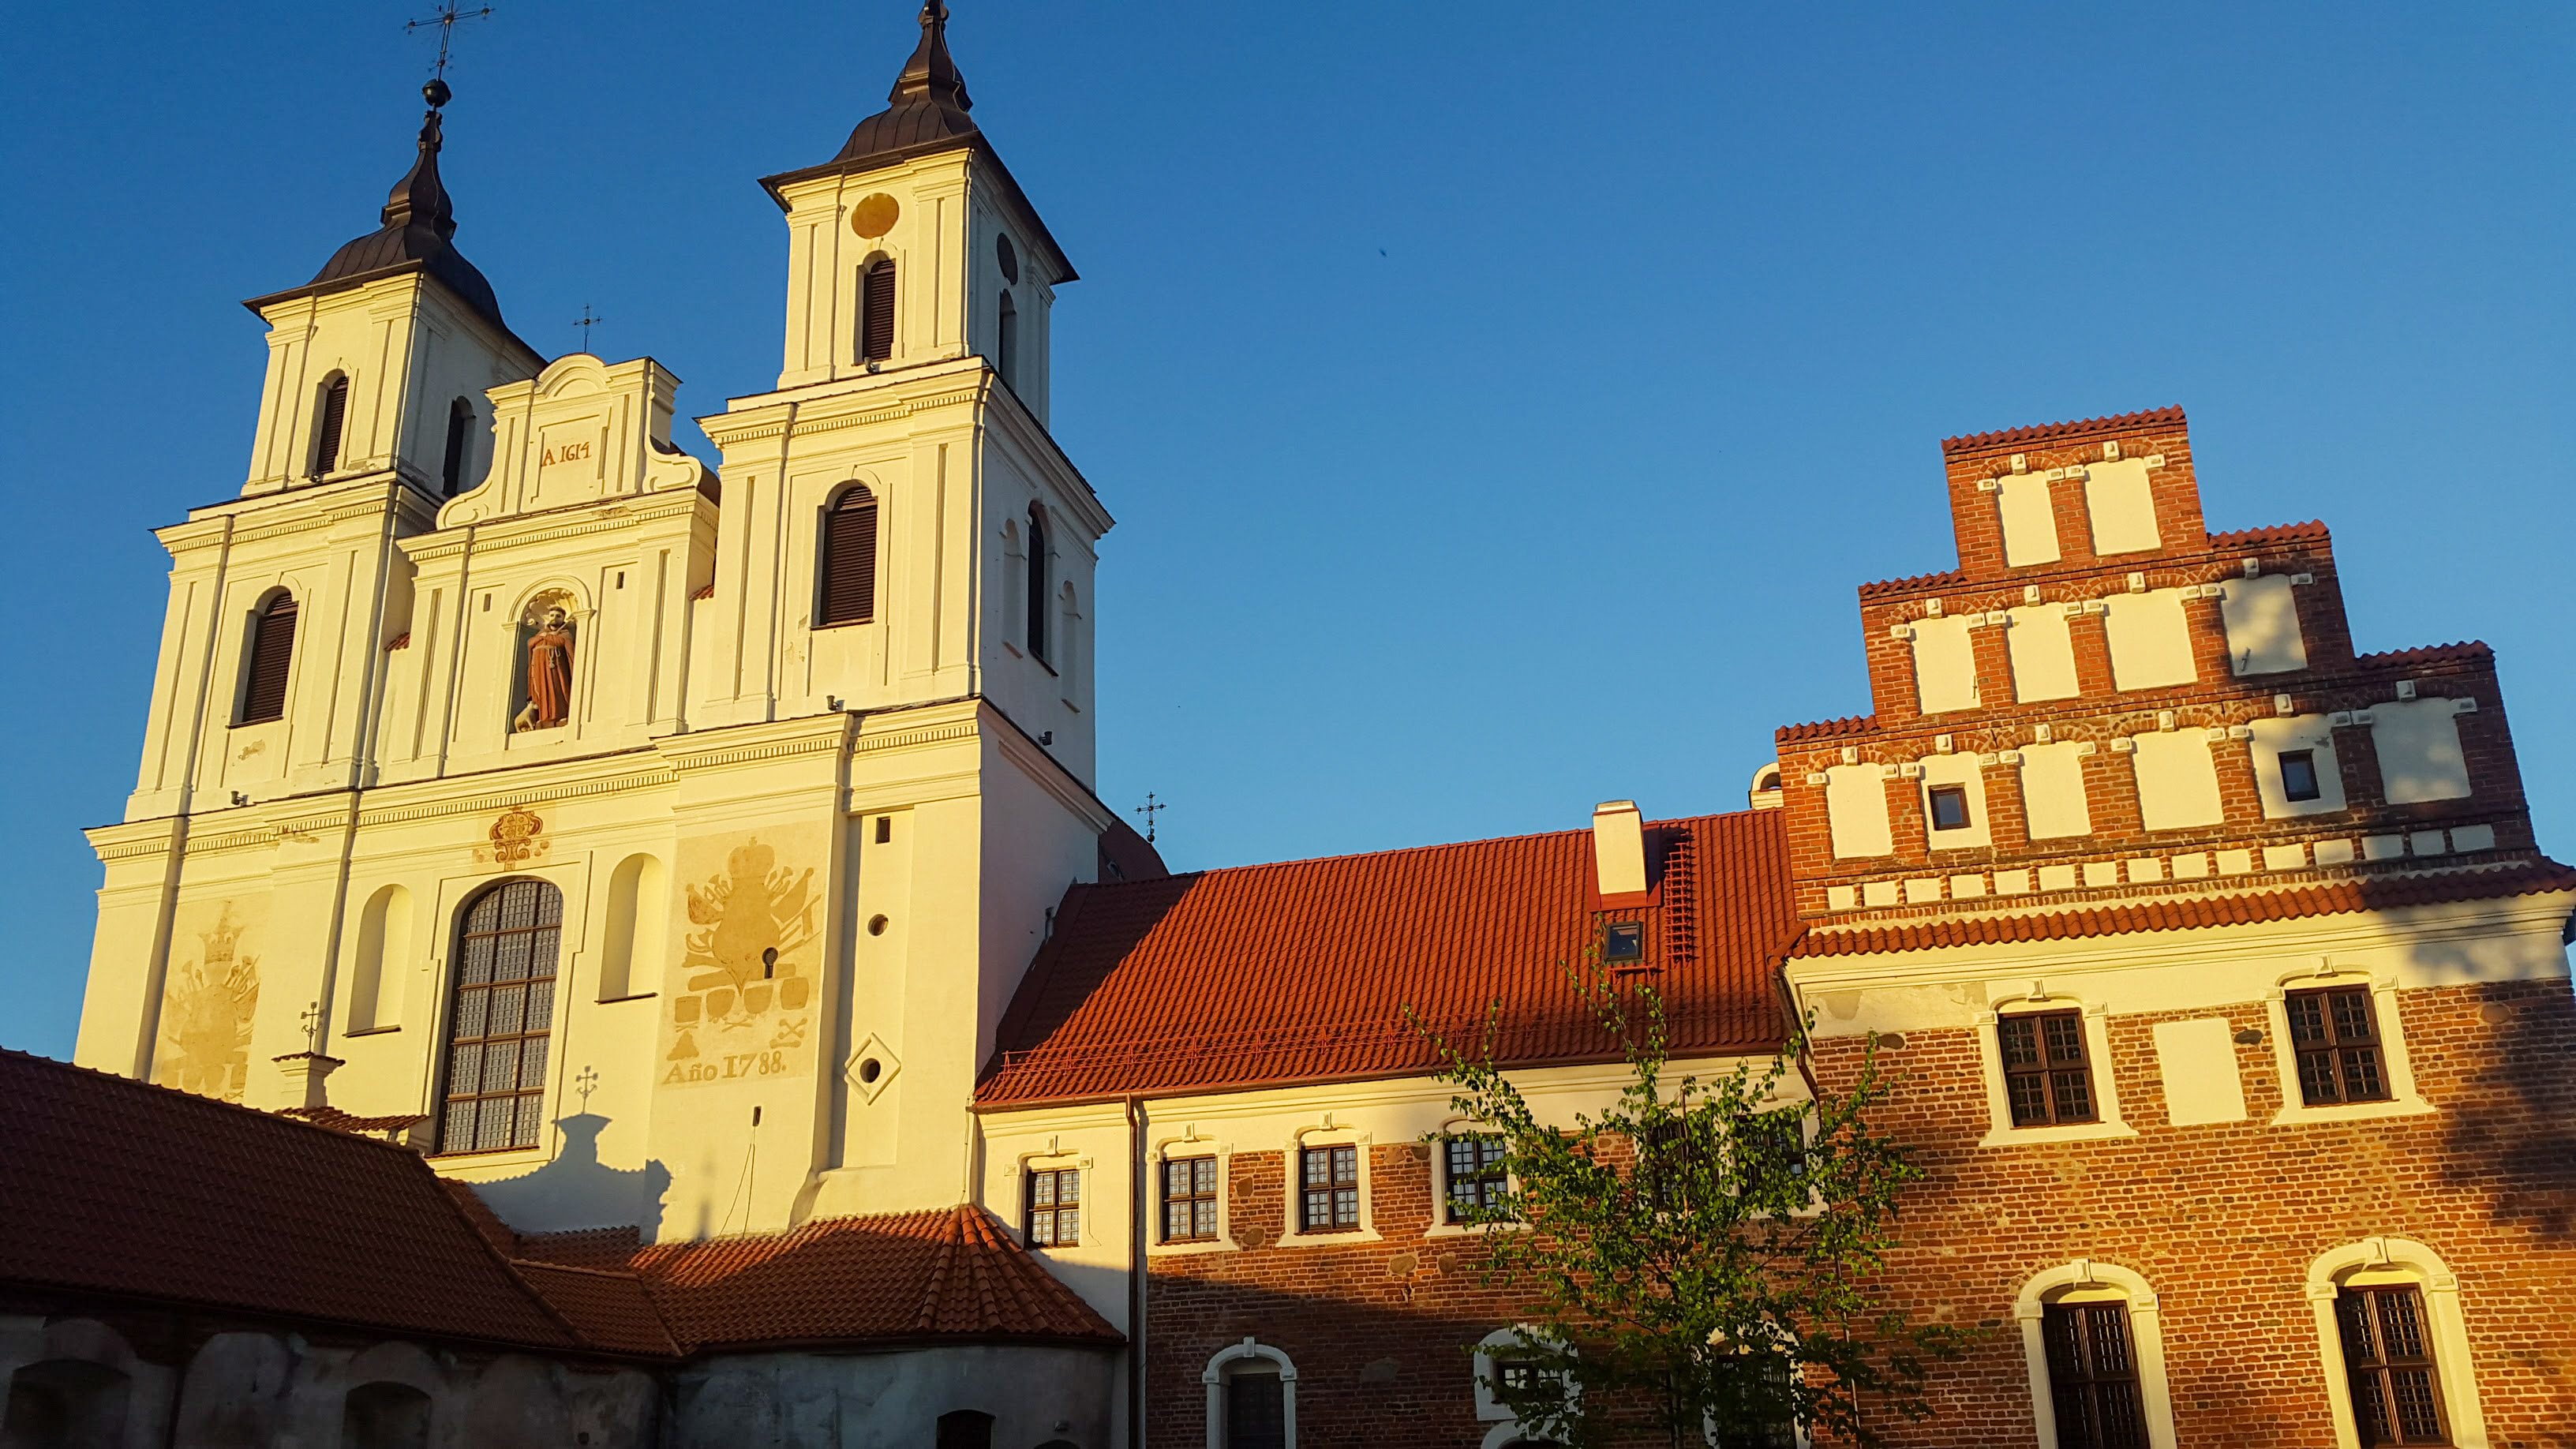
[2424,924,2576,1242]
[470,1112,672,1237]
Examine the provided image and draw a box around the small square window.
[2278,749,2322,803]
[1601,921,1646,963]
[1928,784,1971,832]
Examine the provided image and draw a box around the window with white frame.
[1473,1327,1575,1445]
[2305,1237,2488,1449]
[2014,1260,2177,1449]
[2263,969,2432,1126]
[1164,1155,1219,1242]
[1203,1339,1295,1449]
[1443,1133,1508,1224]
[1022,1164,1080,1248]
[1977,997,2134,1146]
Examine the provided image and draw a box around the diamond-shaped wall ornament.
[844,1033,902,1103]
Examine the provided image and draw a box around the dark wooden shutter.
[818,488,878,626]
[1024,507,1048,661]
[997,291,1018,390]
[860,260,897,361]
[238,594,298,724]
[440,398,473,496]
[313,376,350,475]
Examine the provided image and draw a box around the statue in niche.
[512,600,575,732]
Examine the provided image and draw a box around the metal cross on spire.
[1133,792,1165,844]
[405,1,494,92]
[575,305,606,353]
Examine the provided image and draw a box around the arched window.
[440,397,474,497]
[934,1410,994,1449]
[2306,1237,2489,1449]
[348,884,413,1032]
[342,1382,432,1449]
[1204,1339,1296,1449]
[996,290,1019,391]
[2014,1261,2177,1449]
[436,878,564,1154]
[859,258,897,363]
[3,1358,132,1448]
[238,592,298,724]
[313,374,350,477]
[1025,504,1050,663]
[817,485,880,627]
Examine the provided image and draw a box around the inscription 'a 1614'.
[541,439,593,468]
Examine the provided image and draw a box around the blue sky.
[1,2,2568,1057]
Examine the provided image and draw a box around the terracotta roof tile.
[0,1050,577,1350]
[615,1206,1118,1350]
[1775,713,1879,745]
[511,1260,681,1357]
[1791,861,2576,957]
[2205,520,2330,550]
[277,1103,429,1135]
[976,812,1800,1107]
[1855,570,1966,601]
[2353,641,2492,669]
[1941,406,2187,455]
[517,1225,647,1271]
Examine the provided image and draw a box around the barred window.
[1443,1134,1508,1222]
[1024,1166,1080,1247]
[2338,1286,2449,1446]
[436,878,563,1154]
[1999,1009,2097,1127]
[1163,1155,1218,1243]
[1298,1144,1360,1232]
[2288,987,2391,1106]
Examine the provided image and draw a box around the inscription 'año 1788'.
[541,439,593,467]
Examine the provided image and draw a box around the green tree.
[1417,972,1960,1448]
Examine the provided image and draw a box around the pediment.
[440,353,712,526]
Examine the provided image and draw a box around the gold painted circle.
[850,193,900,238]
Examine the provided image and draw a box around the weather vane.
[406,1,494,92]
[300,1001,323,1054]
[575,305,606,353]
[1134,792,1165,844]
[575,1065,601,1111]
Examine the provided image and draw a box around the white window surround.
[1276,1125,1380,1246]
[2305,1237,2489,1449]
[1473,1326,1580,1448]
[1009,1149,1091,1249]
[2015,1260,2178,1449]
[1148,1133,1235,1257]
[1203,1338,1297,1449]
[1975,994,2137,1147]
[1426,1119,1522,1240]
[2263,965,2436,1126]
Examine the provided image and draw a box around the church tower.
[76,11,1145,1246]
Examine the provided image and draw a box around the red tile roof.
[278,1103,429,1135]
[1776,713,1879,745]
[975,811,1802,1107]
[1941,406,2187,455]
[520,1206,1120,1351]
[1791,861,2576,957]
[1855,569,1966,601]
[2206,520,2330,550]
[510,1260,682,1357]
[0,1049,579,1351]
[2353,641,2492,669]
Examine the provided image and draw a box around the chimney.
[1592,800,1647,897]
[271,1050,344,1112]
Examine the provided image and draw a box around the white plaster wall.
[2104,590,2197,691]
[2131,732,2224,832]
[1826,763,1893,858]
[2018,742,2094,841]
[2218,575,2306,676]
[2249,716,2344,818]
[2006,605,2080,702]
[2083,459,2159,555]
[1997,474,2060,567]
[1908,616,1979,715]
[1919,754,1992,850]
[2369,699,2473,804]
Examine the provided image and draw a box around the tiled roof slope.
[977,811,1802,1106]
[1793,861,2576,957]
[592,1207,1118,1350]
[0,1050,576,1350]
[1941,406,2186,455]
[509,1261,682,1357]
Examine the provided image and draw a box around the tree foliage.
[1417,972,1960,1447]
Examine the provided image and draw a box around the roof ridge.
[0,1047,432,1159]
[1077,810,1763,889]
[1941,405,2187,455]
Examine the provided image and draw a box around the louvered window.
[238,593,298,724]
[2000,1009,2097,1126]
[2042,1302,2149,1449]
[2288,987,2391,1106]
[1025,505,1049,662]
[313,376,350,476]
[2338,1286,2450,1446]
[440,397,474,497]
[817,486,879,627]
[436,878,563,1154]
[859,259,897,362]
[996,290,1019,391]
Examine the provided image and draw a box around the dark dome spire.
[268,79,510,335]
[891,2,972,112]
[826,2,981,171]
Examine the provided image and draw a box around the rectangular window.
[2042,1302,2150,1449]
[2279,748,2323,803]
[1928,783,1972,832]
[1443,1134,1509,1222]
[1162,1155,1219,1243]
[2338,1286,2450,1446]
[1601,919,1646,963]
[1225,1372,1286,1449]
[1999,1010,2098,1127]
[1298,1144,1360,1232]
[1023,1166,1080,1248]
[2287,987,2390,1106]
